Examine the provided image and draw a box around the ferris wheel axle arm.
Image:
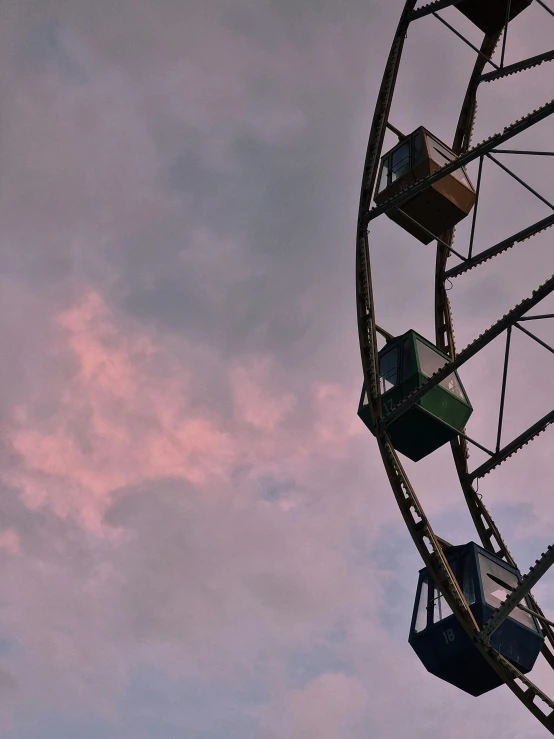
[375,324,395,342]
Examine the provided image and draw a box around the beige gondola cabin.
[374,127,476,244]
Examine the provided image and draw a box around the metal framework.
[356,0,554,731]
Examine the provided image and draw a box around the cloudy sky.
[0,0,552,736]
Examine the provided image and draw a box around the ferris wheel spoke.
[480,48,554,82]
[469,408,554,480]
[444,213,554,278]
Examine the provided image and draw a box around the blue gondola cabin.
[358,330,473,461]
[374,127,475,244]
[409,542,543,696]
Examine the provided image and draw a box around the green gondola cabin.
[374,127,475,244]
[358,330,473,461]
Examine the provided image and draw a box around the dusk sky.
[0,0,553,737]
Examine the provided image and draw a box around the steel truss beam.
[469,408,554,480]
[491,149,554,155]
[365,100,554,224]
[407,0,464,21]
[468,318,554,479]
[480,49,554,82]
[480,546,554,641]
[383,275,554,428]
[445,214,554,279]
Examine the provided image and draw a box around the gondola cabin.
[455,0,532,36]
[358,330,472,461]
[409,542,543,696]
[374,127,475,244]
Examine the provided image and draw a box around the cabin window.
[414,578,429,633]
[402,337,413,379]
[377,158,389,193]
[415,339,465,400]
[432,584,453,624]
[453,166,472,187]
[379,346,400,394]
[426,134,472,187]
[441,374,465,399]
[391,141,411,183]
[427,135,455,167]
[478,554,538,631]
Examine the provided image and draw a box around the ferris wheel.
[356,0,554,731]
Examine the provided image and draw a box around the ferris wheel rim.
[356,0,554,730]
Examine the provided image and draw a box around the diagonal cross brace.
[479,546,554,642]
[382,275,554,428]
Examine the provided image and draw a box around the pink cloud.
[3,289,366,531]
[5,291,235,527]
[0,530,20,554]
[231,357,295,432]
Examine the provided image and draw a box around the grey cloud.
[22,19,88,82]
[0,0,551,736]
